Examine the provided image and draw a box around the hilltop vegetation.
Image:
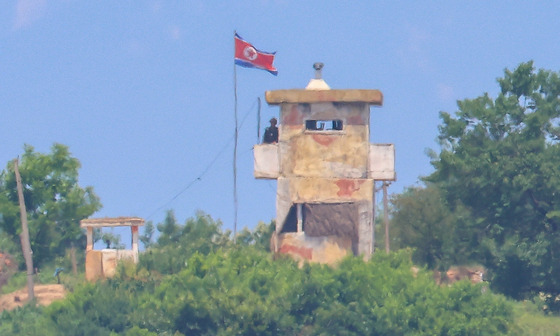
[0,212,517,335]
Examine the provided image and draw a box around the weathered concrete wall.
[287,178,373,202]
[85,250,103,282]
[275,233,352,265]
[273,101,376,260]
[280,102,370,127]
[101,249,118,278]
[85,249,138,281]
[275,178,373,230]
[282,127,368,178]
[279,103,370,178]
[357,200,374,257]
[259,87,389,264]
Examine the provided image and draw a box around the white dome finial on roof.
[306,62,330,90]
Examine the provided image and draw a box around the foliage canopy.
[0,144,101,267]
[393,62,560,306]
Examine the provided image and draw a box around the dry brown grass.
[0,284,66,312]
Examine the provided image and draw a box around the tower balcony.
[253,143,279,179]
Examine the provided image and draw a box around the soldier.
[263,117,279,143]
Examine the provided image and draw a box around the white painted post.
[86,227,93,251]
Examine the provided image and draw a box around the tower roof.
[266,62,383,105]
[265,89,383,105]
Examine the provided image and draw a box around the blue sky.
[3,1,560,240]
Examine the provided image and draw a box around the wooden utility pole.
[13,158,34,301]
[70,242,77,275]
[383,182,390,253]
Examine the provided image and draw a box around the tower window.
[305,119,343,131]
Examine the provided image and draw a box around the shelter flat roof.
[80,217,145,228]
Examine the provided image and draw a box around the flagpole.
[233,31,239,244]
[232,31,277,244]
[257,97,261,142]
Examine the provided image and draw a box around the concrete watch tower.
[254,63,395,264]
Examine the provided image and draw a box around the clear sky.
[3,1,560,239]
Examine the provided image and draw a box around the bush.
[131,248,516,335]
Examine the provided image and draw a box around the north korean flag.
[234,33,278,76]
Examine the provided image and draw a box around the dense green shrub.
[131,247,515,335]
[137,211,232,276]
[45,282,134,336]
[0,305,56,336]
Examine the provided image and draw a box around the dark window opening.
[280,204,298,233]
[305,119,343,131]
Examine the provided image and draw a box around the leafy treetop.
[0,144,101,267]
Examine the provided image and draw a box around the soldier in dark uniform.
[263,117,278,143]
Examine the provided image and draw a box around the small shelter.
[80,217,144,281]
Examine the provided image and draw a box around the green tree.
[426,61,560,303]
[236,220,275,251]
[155,210,181,246]
[389,185,468,270]
[138,211,231,275]
[0,144,101,267]
[139,220,155,249]
[100,232,124,249]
